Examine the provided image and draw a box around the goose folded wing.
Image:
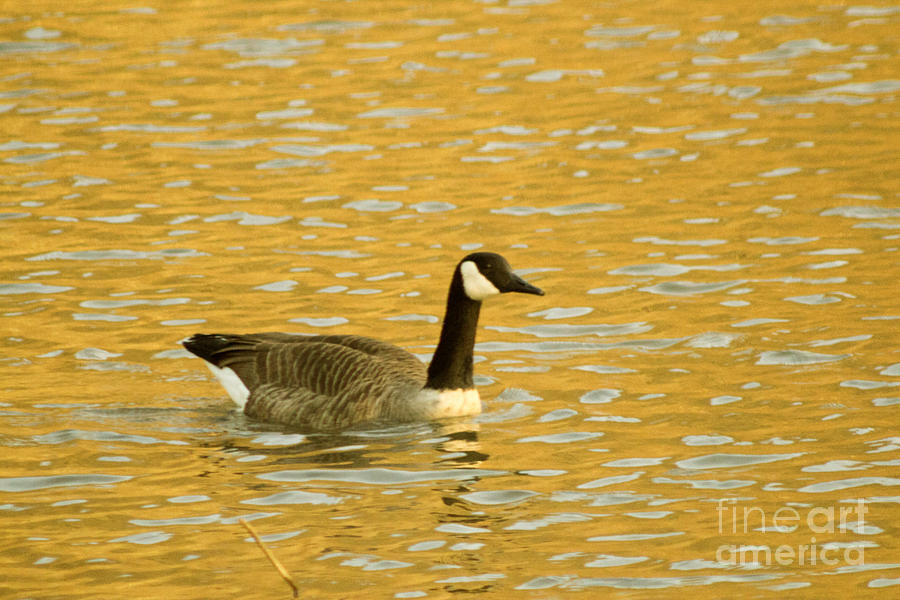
[210,334,427,429]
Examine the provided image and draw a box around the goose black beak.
[509,274,545,296]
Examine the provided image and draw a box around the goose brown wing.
[185,333,427,429]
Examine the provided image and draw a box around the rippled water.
[2,1,899,598]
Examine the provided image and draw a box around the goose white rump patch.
[461,260,500,301]
[203,361,250,409]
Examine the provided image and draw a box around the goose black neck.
[426,269,481,390]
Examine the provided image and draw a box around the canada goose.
[182,252,544,429]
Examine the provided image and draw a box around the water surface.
[2,1,899,598]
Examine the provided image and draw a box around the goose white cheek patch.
[461,260,500,301]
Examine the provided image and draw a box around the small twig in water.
[239,518,300,599]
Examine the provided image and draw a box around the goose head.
[458,252,544,301]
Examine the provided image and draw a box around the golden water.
[1,0,898,597]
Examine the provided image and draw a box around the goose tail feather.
[182,334,254,408]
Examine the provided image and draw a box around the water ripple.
[27,249,207,261]
[258,468,504,485]
[32,429,187,446]
[652,477,755,490]
[130,514,222,526]
[460,490,538,505]
[487,322,653,338]
[551,574,777,590]
[517,432,604,444]
[798,477,900,494]
[242,491,345,505]
[640,281,744,296]
[675,453,803,470]
[505,513,591,531]
[0,474,131,492]
[0,282,73,295]
[491,203,623,216]
[109,531,172,545]
[821,206,900,219]
[756,350,848,365]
